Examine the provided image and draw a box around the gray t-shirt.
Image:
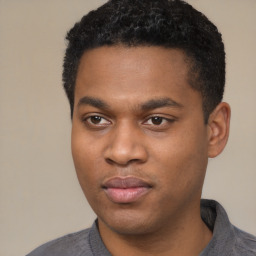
[27,199,256,256]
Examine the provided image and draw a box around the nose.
[104,122,148,166]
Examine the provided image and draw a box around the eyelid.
[80,113,176,128]
[82,113,112,127]
[143,114,176,124]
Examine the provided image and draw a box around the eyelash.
[83,115,111,127]
[143,116,175,126]
[82,114,175,129]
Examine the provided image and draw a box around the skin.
[71,46,230,256]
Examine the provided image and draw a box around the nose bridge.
[104,120,147,165]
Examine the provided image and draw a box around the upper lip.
[102,177,152,189]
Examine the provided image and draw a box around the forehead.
[76,46,190,84]
[74,46,201,110]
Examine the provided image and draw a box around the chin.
[98,207,161,236]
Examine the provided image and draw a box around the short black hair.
[63,0,225,122]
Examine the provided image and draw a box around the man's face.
[72,46,209,235]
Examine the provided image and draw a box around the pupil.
[152,117,162,125]
[91,116,101,124]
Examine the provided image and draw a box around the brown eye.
[143,116,175,128]
[151,116,163,125]
[85,115,111,127]
[90,116,102,124]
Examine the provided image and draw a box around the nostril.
[106,158,115,165]
[105,157,143,166]
[103,131,148,165]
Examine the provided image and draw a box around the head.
[63,0,230,240]
[63,0,226,123]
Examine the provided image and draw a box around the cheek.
[151,125,208,195]
[71,129,101,189]
[71,136,104,210]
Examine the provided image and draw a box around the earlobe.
[207,102,231,158]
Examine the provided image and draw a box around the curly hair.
[63,0,225,122]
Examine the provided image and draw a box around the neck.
[98,202,212,256]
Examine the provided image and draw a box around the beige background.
[0,0,255,255]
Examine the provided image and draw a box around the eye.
[143,115,175,130]
[144,116,168,125]
[148,116,164,125]
[84,115,111,126]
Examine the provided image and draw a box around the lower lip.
[104,187,150,203]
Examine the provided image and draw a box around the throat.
[97,215,212,256]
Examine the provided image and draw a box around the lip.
[102,177,152,203]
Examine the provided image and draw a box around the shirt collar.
[200,199,236,256]
[89,199,236,256]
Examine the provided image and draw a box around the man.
[27,0,256,255]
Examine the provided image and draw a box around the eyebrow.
[77,96,183,111]
[141,97,183,111]
[78,96,110,109]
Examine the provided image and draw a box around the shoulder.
[26,228,93,256]
[200,199,256,256]
[233,226,256,255]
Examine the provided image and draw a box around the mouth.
[102,176,152,204]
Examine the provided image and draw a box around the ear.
[207,102,231,158]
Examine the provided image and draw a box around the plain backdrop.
[0,0,255,255]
